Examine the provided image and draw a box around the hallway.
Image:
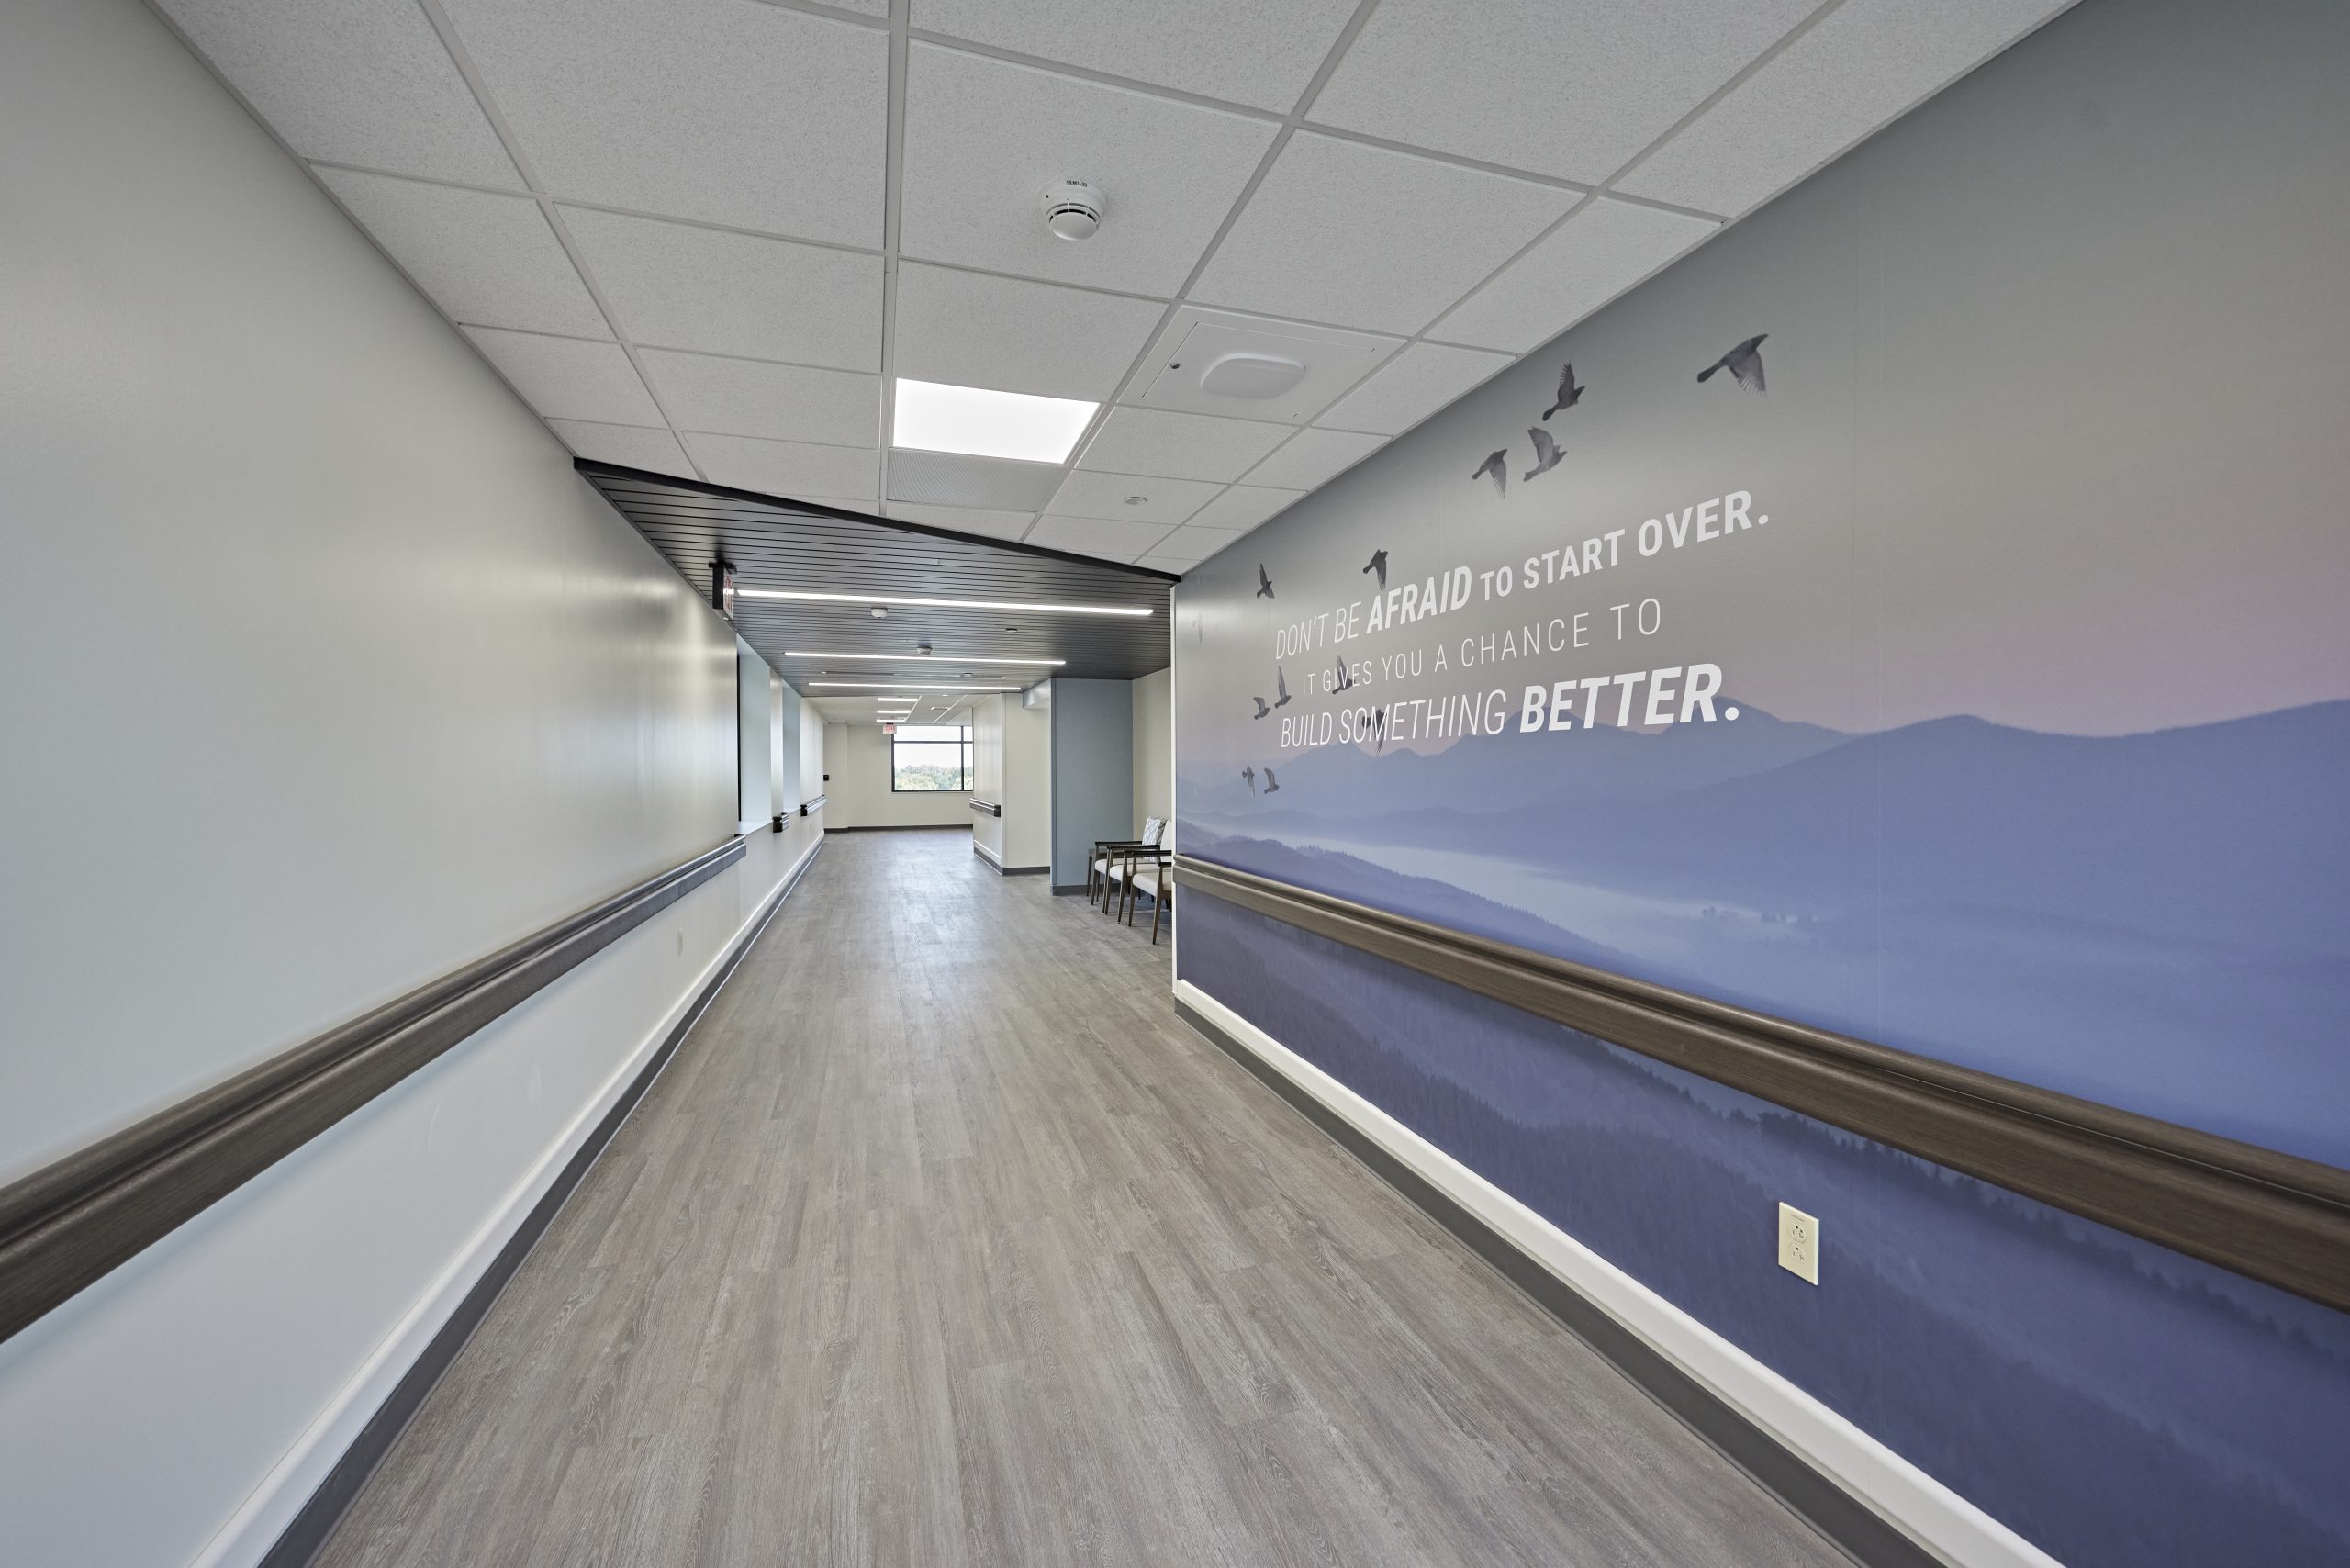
[311,830,1842,1567]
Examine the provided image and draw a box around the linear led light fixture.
[810,681,1019,691]
[737,589,1147,618]
[787,650,1065,666]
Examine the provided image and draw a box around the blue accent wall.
[1049,678,1135,886]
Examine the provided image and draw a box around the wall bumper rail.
[1174,855,2350,1313]
[0,838,749,1344]
[968,799,1002,817]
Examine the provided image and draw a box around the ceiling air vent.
[1135,306,1399,423]
[1197,353,1306,400]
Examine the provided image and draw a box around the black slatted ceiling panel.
[579,461,1173,689]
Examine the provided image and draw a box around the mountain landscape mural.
[1169,1,2350,1560]
[1182,698,2350,1164]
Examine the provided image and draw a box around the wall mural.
[1172,0,2350,1561]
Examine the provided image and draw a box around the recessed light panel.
[892,378,1098,464]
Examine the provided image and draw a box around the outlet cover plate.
[1777,1202,1819,1285]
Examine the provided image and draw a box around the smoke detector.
[1042,180,1102,241]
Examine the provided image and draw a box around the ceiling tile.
[1047,470,1222,525]
[683,432,881,501]
[883,502,1038,542]
[462,328,663,424]
[637,350,880,448]
[899,44,1277,297]
[1616,0,2071,216]
[1430,197,1718,353]
[1075,407,1291,482]
[1242,428,1384,490]
[1191,134,1576,334]
[889,451,1066,510]
[908,0,1357,111]
[546,419,692,474]
[316,170,606,339]
[893,265,1164,401]
[1024,515,1174,561]
[1182,484,1304,532]
[1310,0,1816,187]
[559,208,882,372]
[1146,525,1244,566]
[1315,342,1516,435]
[439,0,888,244]
[155,0,520,185]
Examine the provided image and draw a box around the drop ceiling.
[156,0,2075,579]
[581,460,1169,727]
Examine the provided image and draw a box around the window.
[890,724,972,792]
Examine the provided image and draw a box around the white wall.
[1003,694,1053,870]
[0,2,787,1562]
[971,697,1008,866]
[824,721,971,828]
[768,671,787,820]
[1131,666,1172,836]
[799,694,825,812]
[737,641,774,834]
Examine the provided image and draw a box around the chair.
[1148,853,1173,945]
[1114,828,1172,930]
[1089,817,1163,909]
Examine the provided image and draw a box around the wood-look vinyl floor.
[314,830,1848,1568]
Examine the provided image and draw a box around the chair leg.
[1150,881,1164,943]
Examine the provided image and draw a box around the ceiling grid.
[151,0,2077,578]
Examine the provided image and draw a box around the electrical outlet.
[1777,1202,1820,1285]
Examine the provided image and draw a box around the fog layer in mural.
[1175,0,2350,1166]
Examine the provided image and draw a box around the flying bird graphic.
[1262,767,1281,794]
[1274,666,1292,708]
[1542,362,1583,420]
[1332,662,1355,692]
[1371,705,1388,752]
[1250,695,1270,719]
[1363,549,1388,589]
[1698,334,1768,393]
[1256,564,1276,599]
[1523,426,1564,481]
[1241,766,1257,794]
[1472,450,1507,498]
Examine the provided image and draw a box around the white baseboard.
[1172,980,2060,1568]
[191,832,821,1568]
[972,838,1002,869]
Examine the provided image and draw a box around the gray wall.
[0,1,785,1562]
[1049,678,1136,886]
